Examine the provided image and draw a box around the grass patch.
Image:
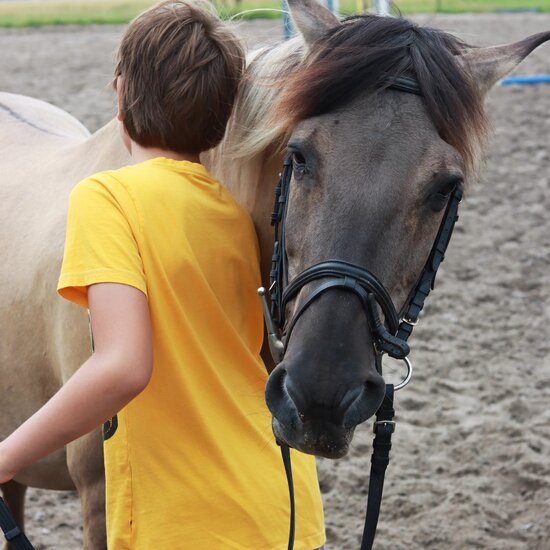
[0,1,154,27]
[0,0,548,27]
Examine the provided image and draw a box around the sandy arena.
[0,12,549,550]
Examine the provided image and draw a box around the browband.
[386,76,422,96]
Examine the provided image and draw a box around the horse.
[1,0,549,546]
[206,0,550,458]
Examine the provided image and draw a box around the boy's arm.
[0,283,152,483]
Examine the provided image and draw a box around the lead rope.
[0,497,35,550]
[280,445,296,550]
[276,385,395,550]
[361,384,395,550]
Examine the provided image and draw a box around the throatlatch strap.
[361,385,395,550]
[0,497,35,550]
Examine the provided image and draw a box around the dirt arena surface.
[1,13,549,550]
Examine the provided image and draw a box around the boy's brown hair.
[115,1,245,154]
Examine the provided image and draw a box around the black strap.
[276,387,395,550]
[283,277,409,359]
[396,188,462,343]
[361,385,395,550]
[265,76,436,550]
[270,156,293,324]
[281,260,399,330]
[280,445,296,550]
[0,497,35,549]
[386,76,422,96]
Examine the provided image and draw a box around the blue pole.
[282,0,293,40]
[500,75,550,86]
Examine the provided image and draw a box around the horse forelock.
[274,15,489,179]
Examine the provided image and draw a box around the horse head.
[261,0,550,458]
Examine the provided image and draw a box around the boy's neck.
[130,142,201,165]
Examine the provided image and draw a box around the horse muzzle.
[265,362,386,458]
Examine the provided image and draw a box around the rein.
[257,77,462,549]
[0,497,34,549]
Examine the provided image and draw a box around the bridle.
[264,76,463,380]
[257,76,463,550]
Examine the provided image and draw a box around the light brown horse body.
[0,93,129,547]
[1,0,549,546]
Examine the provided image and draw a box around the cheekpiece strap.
[397,188,462,342]
[270,155,293,324]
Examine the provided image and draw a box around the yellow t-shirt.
[57,158,325,550]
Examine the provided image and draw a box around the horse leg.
[1,479,27,526]
[66,429,106,550]
[1,479,27,550]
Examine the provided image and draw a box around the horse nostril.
[264,365,287,414]
[342,375,386,430]
[265,365,301,429]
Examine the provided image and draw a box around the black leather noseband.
[281,260,410,360]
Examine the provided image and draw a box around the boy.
[0,2,325,548]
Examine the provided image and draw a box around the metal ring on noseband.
[391,356,413,391]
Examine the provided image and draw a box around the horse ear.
[461,31,550,96]
[287,0,340,46]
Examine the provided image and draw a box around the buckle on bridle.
[373,420,396,434]
[401,315,418,327]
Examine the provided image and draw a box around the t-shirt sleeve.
[57,174,147,309]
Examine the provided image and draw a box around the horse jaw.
[287,0,339,46]
[461,31,550,96]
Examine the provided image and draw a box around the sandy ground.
[1,13,549,550]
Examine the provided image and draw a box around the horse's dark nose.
[264,366,301,430]
[265,362,385,457]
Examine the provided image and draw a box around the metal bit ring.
[393,356,413,391]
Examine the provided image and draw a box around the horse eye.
[290,151,308,178]
[291,151,306,166]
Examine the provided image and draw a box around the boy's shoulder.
[79,159,211,186]
[73,159,256,215]
[71,162,155,197]
[69,166,139,212]
[70,159,221,210]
